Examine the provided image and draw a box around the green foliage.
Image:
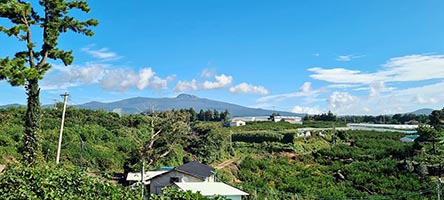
[429,108,444,130]
[1,106,443,199]
[303,110,336,121]
[0,164,138,199]
[230,121,300,131]
[189,122,231,164]
[0,0,98,165]
[0,107,234,171]
[416,125,444,154]
[236,130,437,199]
[150,187,228,200]
[232,131,284,143]
[195,109,229,122]
[339,113,429,124]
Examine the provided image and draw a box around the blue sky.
[1,0,444,115]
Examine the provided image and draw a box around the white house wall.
[149,171,211,194]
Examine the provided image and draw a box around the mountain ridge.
[0,97,436,117]
[75,94,303,117]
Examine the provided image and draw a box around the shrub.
[0,164,139,199]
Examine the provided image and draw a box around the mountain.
[76,94,303,117]
[409,108,434,115]
[0,104,24,108]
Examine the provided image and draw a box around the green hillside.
[0,106,443,199]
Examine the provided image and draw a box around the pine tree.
[0,0,98,165]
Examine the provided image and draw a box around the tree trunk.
[433,140,436,154]
[22,79,41,165]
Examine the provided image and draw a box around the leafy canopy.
[0,0,98,85]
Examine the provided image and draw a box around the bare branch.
[158,150,170,159]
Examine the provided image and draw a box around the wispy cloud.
[325,82,444,115]
[291,106,323,114]
[327,84,360,89]
[258,82,318,102]
[82,47,121,60]
[336,54,364,61]
[311,54,444,84]
[42,64,175,92]
[200,68,216,78]
[229,83,269,95]
[299,82,312,93]
[174,74,233,92]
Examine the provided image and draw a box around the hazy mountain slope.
[76,94,302,117]
[409,108,434,115]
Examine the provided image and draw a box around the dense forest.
[1,106,443,199]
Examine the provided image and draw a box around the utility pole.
[438,178,442,200]
[141,160,145,199]
[56,92,69,164]
[230,130,233,149]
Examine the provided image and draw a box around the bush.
[0,164,139,199]
[232,131,284,143]
[150,187,228,200]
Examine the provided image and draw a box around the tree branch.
[21,11,35,69]
[37,3,49,69]
[158,150,170,159]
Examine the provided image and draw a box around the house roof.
[174,182,249,196]
[126,170,169,182]
[400,135,419,142]
[175,161,215,180]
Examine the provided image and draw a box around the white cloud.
[174,74,233,92]
[328,91,358,110]
[327,84,360,89]
[337,55,352,61]
[299,82,312,93]
[42,64,174,92]
[200,68,216,78]
[102,68,174,92]
[383,55,444,82]
[303,54,444,115]
[326,82,444,115]
[229,83,269,95]
[291,106,322,114]
[311,54,444,84]
[368,81,395,97]
[258,82,319,103]
[336,55,364,61]
[175,79,199,92]
[82,47,121,60]
[414,96,438,104]
[42,64,106,90]
[309,67,381,84]
[203,74,233,89]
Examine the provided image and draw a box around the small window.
[170,177,180,183]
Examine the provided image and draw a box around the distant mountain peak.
[75,94,303,117]
[409,108,434,115]
[176,94,198,100]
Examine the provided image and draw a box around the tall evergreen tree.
[0,0,98,164]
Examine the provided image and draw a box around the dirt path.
[214,158,239,169]
[0,164,5,173]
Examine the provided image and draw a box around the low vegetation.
[0,106,443,199]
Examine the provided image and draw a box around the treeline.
[143,108,230,122]
[303,111,429,125]
[195,109,230,122]
[0,106,232,172]
[338,113,429,124]
[303,110,336,121]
